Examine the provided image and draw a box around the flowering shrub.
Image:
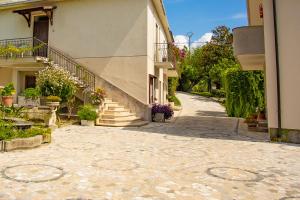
[90,88,106,105]
[36,67,78,102]
[152,104,174,120]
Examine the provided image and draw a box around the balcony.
[154,43,176,69]
[0,37,49,66]
[233,26,265,70]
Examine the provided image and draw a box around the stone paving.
[0,92,300,200]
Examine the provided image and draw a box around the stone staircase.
[96,98,148,127]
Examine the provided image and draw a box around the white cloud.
[174,35,188,50]
[174,33,213,50]
[191,33,213,49]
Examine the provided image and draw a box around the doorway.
[33,16,49,57]
[25,75,36,89]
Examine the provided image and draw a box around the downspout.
[272,0,282,136]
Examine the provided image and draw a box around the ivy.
[224,68,265,118]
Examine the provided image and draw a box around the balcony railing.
[0,37,95,91]
[154,43,176,68]
[0,37,34,59]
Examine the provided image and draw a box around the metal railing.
[0,37,95,91]
[33,38,95,91]
[0,37,34,59]
[154,43,176,67]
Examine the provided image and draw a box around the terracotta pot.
[258,112,266,120]
[2,96,13,107]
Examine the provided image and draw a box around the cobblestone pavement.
[0,92,300,200]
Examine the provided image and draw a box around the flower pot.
[46,102,60,107]
[153,113,165,123]
[2,96,13,107]
[81,120,95,126]
[258,112,266,121]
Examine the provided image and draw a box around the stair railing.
[33,37,96,92]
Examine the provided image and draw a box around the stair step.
[97,117,141,124]
[107,106,127,111]
[96,120,149,127]
[101,113,135,119]
[104,102,119,106]
[103,110,131,115]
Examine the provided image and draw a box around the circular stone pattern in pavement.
[206,167,263,182]
[280,197,300,200]
[94,159,139,171]
[2,164,64,183]
[58,142,99,150]
[162,147,207,158]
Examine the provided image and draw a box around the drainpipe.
[272,0,282,136]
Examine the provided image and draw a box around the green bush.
[22,88,40,100]
[224,68,265,118]
[77,104,98,121]
[192,80,208,93]
[211,89,226,98]
[168,77,179,97]
[192,91,213,98]
[168,95,181,106]
[0,120,51,141]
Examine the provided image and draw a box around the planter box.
[81,120,95,126]
[18,96,40,107]
[3,135,43,152]
[153,113,165,123]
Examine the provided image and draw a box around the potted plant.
[152,104,174,122]
[77,104,98,126]
[46,96,61,107]
[257,107,266,121]
[0,83,16,107]
[19,88,40,107]
[90,88,106,106]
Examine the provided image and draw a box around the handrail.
[33,37,95,91]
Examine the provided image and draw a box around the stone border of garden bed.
[0,134,51,152]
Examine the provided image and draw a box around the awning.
[13,6,57,27]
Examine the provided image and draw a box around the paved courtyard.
[0,92,300,200]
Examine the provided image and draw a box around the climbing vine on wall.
[224,68,265,118]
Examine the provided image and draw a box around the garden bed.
[0,126,52,152]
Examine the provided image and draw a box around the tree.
[194,26,235,92]
[209,58,239,89]
[211,25,233,45]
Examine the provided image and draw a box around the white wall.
[264,0,300,130]
[147,0,168,104]
[0,9,33,39]
[0,0,150,104]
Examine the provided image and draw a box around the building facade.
[233,0,300,143]
[0,0,177,122]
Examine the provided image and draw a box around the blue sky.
[164,0,248,47]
